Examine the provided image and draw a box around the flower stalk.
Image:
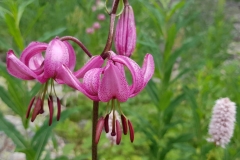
[60,36,92,58]
[92,0,120,159]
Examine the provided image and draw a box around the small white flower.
[207,98,236,148]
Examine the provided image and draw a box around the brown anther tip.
[48,96,54,126]
[116,120,122,145]
[128,120,134,143]
[26,97,35,119]
[121,114,128,135]
[56,97,61,121]
[104,114,109,133]
[95,117,104,144]
[111,132,116,136]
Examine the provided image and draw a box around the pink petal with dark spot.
[99,61,129,102]
[7,50,38,80]
[44,38,69,79]
[74,56,104,78]
[111,55,144,96]
[57,65,100,101]
[83,68,103,95]
[63,41,76,71]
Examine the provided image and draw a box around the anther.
[116,120,122,145]
[111,112,116,136]
[31,97,43,122]
[26,97,35,119]
[56,97,61,121]
[121,114,128,135]
[95,117,104,144]
[48,95,54,126]
[104,113,109,133]
[128,120,134,143]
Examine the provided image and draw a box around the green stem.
[60,36,92,58]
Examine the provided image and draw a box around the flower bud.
[115,5,136,57]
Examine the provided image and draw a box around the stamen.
[128,120,134,143]
[116,120,122,145]
[95,117,104,144]
[121,114,128,135]
[111,100,116,136]
[48,95,54,126]
[104,113,109,133]
[26,97,35,119]
[31,97,43,122]
[56,97,61,121]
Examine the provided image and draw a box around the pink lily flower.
[59,51,154,144]
[6,37,76,125]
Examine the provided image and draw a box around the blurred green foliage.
[0,0,239,160]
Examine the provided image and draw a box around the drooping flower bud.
[115,5,136,57]
[207,98,236,148]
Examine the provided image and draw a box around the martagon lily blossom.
[6,37,77,125]
[58,51,154,144]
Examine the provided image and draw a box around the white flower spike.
[207,98,236,148]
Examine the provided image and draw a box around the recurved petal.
[44,38,69,79]
[141,54,155,86]
[111,55,144,96]
[99,62,129,102]
[83,68,103,95]
[74,56,104,78]
[20,41,47,65]
[57,65,100,101]
[63,41,76,71]
[28,53,44,70]
[7,50,38,80]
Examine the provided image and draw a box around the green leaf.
[0,85,21,115]
[32,108,79,160]
[166,0,185,21]
[163,24,177,61]
[163,93,185,124]
[183,86,200,136]
[17,0,35,27]
[164,36,201,84]
[37,27,66,42]
[5,13,24,50]
[0,112,28,149]
[0,6,12,18]
[145,79,159,108]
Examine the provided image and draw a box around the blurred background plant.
[0,0,240,159]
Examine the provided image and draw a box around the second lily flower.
[59,51,154,144]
